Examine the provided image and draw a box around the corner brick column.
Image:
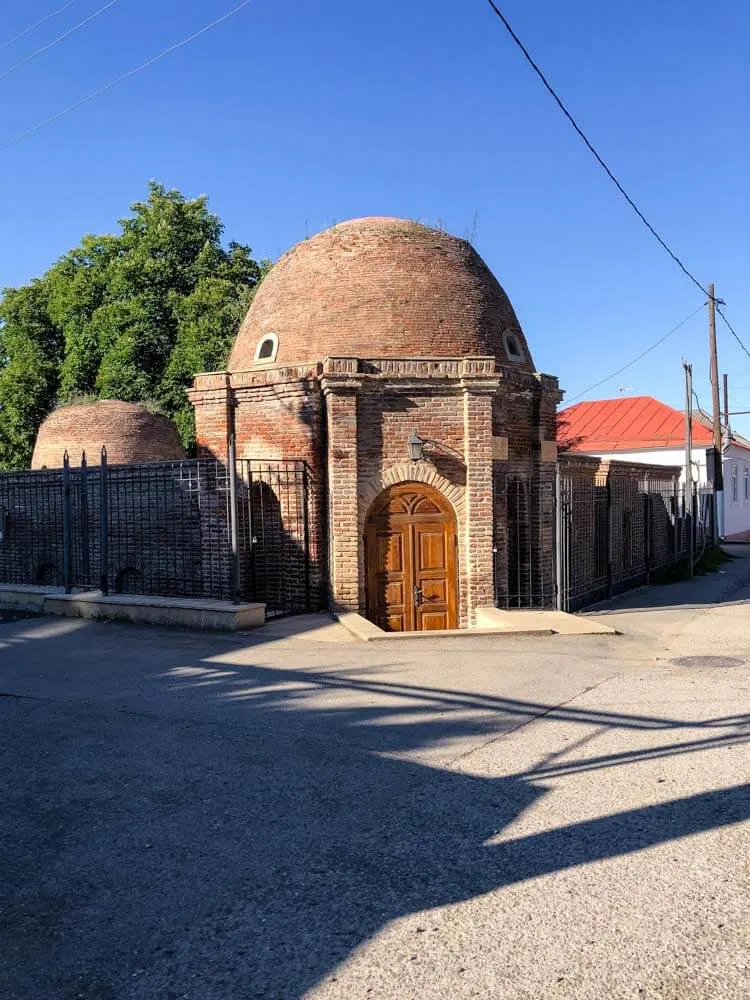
[462,376,500,625]
[187,373,232,460]
[321,373,362,612]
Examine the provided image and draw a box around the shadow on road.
[0,620,748,999]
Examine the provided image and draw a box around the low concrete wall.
[0,585,265,631]
[45,592,266,631]
[0,584,58,612]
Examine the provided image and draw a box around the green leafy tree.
[0,183,264,468]
[0,282,62,469]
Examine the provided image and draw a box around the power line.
[483,3,750,385]
[483,1,710,299]
[566,303,707,403]
[0,2,77,51]
[716,305,750,361]
[0,0,254,151]
[0,0,120,83]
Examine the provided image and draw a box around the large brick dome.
[227,217,534,371]
[31,400,186,469]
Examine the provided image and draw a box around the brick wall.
[190,354,562,627]
[558,454,684,608]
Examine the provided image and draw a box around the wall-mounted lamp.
[407,430,426,462]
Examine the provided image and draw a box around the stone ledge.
[0,584,62,612]
[476,607,618,635]
[44,591,266,631]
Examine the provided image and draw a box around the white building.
[558,395,750,541]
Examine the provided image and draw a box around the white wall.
[578,445,750,539]
[586,448,706,484]
[722,444,750,538]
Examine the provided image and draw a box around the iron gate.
[235,460,311,617]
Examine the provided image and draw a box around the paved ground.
[1,558,749,999]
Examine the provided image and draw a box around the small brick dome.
[31,400,186,469]
[228,217,534,371]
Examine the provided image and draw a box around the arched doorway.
[364,483,458,632]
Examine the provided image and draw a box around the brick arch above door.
[358,461,465,538]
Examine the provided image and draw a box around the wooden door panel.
[417,529,447,570]
[367,523,413,632]
[376,530,405,572]
[414,522,457,631]
[366,484,457,633]
[378,579,405,607]
[420,610,450,631]
[420,579,447,603]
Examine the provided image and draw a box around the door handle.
[413,585,423,607]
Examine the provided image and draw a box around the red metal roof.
[558,396,714,453]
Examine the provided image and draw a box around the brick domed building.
[190,217,561,629]
[31,400,185,469]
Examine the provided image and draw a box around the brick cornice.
[459,376,502,395]
[232,382,318,405]
[186,386,231,406]
[320,374,363,396]
[191,371,230,391]
[230,363,322,389]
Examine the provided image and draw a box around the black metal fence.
[236,460,311,617]
[494,467,556,609]
[557,472,715,611]
[0,452,313,616]
[0,452,718,621]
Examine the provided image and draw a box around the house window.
[731,464,738,502]
[254,332,279,363]
[745,468,748,501]
[502,328,524,363]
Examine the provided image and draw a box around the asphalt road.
[1,558,749,999]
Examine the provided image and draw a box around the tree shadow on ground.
[0,622,748,1000]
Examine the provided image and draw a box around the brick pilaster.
[187,373,232,461]
[322,376,361,611]
[462,381,498,623]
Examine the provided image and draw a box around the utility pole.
[707,283,723,542]
[723,373,730,436]
[708,284,722,452]
[683,361,694,579]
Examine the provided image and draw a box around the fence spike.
[81,450,87,469]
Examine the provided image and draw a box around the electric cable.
[716,306,750,361]
[0,0,254,151]
[483,1,709,298]
[0,1,120,83]
[483,2,750,376]
[0,2,77,51]
[566,303,707,403]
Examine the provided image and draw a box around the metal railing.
[0,452,314,615]
[556,470,715,612]
[494,467,557,609]
[235,460,312,617]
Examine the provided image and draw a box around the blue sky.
[1,1,748,429]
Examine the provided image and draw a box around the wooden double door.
[365,483,458,632]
